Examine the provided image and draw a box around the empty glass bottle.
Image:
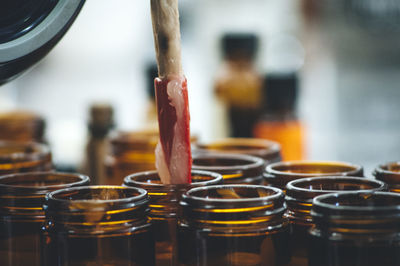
[123,170,223,266]
[43,186,154,266]
[286,176,386,266]
[373,161,400,192]
[264,161,363,191]
[192,153,265,184]
[309,191,400,266]
[178,184,291,266]
[0,111,45,142]
[105,130,197,185]
[0,141,52,175]
[0,172,89,266]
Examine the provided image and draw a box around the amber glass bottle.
[82,103,114,185]
[0,172,89,266]
[253,73,305,161]
[105,130,197,185]
[309,191,400,266]
[43,186,154,266]
[264,161,363,191]
[194,137,282,164]
[373,161,400,192]
[123,170,223,266]
[285,177,386,266]
[178,184,291,266]
[0,111,45,142]
[105,130,159,185]
[214,33,263,138]
[0,141,52,175]
[192,153,265,184]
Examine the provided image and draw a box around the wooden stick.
[150,0,183,78]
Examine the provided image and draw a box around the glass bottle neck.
[44,186,149,232]
[311,192,400,235]
[285,177,386,225]
[180,185,287,233]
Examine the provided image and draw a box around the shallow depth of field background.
[1,0,400,174]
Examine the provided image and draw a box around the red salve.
[155,76,192,184]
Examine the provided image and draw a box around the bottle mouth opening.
[0,141,50,163]
[195,138,281,159]
[124,170,223,188]
[266,161,363,177]
[0,172,89,191]
[47,186,147,207]
[287,176,385,195]
[185,184,283,203]
[313,192,400,213]
[192,154,265,176]
[374,161,400,176]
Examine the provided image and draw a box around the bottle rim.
[373,161,400,179]
[180,185,286,229]
[195,137,281,160]
[0,171,89,192]
[285,177,387,224]
[266,160,363,177]
[47,185,147,206]
[0,140,51,164]
[45,186,149,228]
[183,184,283,204]
[286,176,386,195]
[124,170,223,188]
[192,153,264,171]
[313,191,400,213]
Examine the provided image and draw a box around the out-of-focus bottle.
[0,172,89,266]
[373,161,400,192]
[264,161,364,191]
[194,137,282,164]
[123,170,223,266]
[214,33,263,138]
[286,177,386,266]
[0,141,53,175]
[192,153,265,185]
[105,130,197,185]
[105,130,159,185]
[254,73,305,160]
[43,186,154,266]
[178,185,291,265]
[0,111,45,142]
[309,192,400,266]
[82,103,114,185]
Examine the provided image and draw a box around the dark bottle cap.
[146,64,158,101]
[221,33,259,60]
[88,103,114,137]
[262,72,298,113]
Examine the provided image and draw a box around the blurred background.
[1,0,400,175]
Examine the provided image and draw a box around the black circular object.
[0,0,85,85]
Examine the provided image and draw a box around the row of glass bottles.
[1,140,400,265]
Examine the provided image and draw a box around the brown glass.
[0,111,45,142]
[123,170,223,266]
[192,153,265,184]
[309,192,400,266]
[285,177,386,266]
[264,161,364,190]
[0,141,52,175]
[43,186,154,266]
[373,161,400,192]
[194,138,282,164]
[178,185,291,266]
[0,172,89,266]
[105,130,197,185]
